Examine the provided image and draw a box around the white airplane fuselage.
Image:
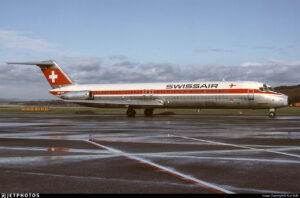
[50,81,288,109]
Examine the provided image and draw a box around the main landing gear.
[126,107,136,117]
[126,108,154,117]
[144,108,154,117]
[268,108,276,118]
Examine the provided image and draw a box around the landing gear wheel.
[268,112,276,118]
[268,108,276,118]
[144,108,154,117]
[126,108,136,117]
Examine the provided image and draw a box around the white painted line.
[132,146,300,156]
[85,140,234,194]
[91,138,215,146]
[172,135,300,159]
[146,154,300,164]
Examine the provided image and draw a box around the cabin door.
[248,89,254,100]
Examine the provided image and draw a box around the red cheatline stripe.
[84,140,234,194]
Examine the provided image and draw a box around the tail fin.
[7,60,73,88]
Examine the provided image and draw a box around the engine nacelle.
[60,90,94,100]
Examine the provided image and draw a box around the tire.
[268,112,276,118]
[144,108,153,117]
[126,109,136,117]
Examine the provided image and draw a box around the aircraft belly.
[91,94,273,109]
[163,94,251,108]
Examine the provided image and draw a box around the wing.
[63,99,164,108]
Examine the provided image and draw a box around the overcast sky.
[0,0,300,100]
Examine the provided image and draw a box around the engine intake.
[60,90,94,100]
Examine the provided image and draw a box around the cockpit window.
[268,87,275,91]
[263,84,268,90]
[261,84,276,92]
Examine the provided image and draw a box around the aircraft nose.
[283,95,289,106]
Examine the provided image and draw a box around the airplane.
[7,60,288,118]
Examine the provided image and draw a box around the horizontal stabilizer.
[7,60,73,88]
[7,60,55,67]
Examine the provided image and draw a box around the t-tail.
[7,60,73,88]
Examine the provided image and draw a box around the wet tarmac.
[0,114,299,194]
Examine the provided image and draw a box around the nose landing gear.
[268,108,276,118]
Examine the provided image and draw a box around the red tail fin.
[7,60,73,88]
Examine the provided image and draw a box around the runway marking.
[145,154,300,164]
[47,147,70,152]
[0,154,115,162]
[0,146,110,154]
[172,135,300,159]
[5,170,206,188]
[84,139,234,194]
[136,146,300,156]
[90,137,297,148]
[91,138,216,146]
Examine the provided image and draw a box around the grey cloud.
[67,58,300,86]
[61,56,103,77]
[108,55,128,61]
[112,61,138,68]
[0,63,43,85]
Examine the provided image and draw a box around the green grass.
[1,105,300,115]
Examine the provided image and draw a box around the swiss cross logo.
[229,83,236,88]
[49,70,58,83]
